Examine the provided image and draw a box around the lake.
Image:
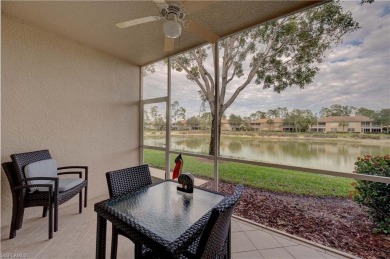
[144,134,390,173]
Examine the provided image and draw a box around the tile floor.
[1,195,354,259]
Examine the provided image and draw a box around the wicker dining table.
[94,180,226,258]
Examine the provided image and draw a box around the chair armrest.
[20,176,59,182]
[58,171,82,178]
[58,166,88,180]
[19,177,59,193]
[14,183,53,193]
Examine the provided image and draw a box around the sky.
[143,1,390,119]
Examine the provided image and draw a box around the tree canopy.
[168,1,359,154]
[355,107,378,119]
[378,109,390,126]
[171,101,186,123]
[319,104,356,117]
[284,109,317,132]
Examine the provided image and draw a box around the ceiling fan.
[116,0,220,52]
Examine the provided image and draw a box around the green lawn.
[144,149,355,198]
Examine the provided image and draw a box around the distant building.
[310,116,382,133]
[172,115,383,133]
[172,119,232,131]
[221,119,234,131]
[250,118,284,131]
[172,120,187,130]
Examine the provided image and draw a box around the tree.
[277,107,289,119]
[170,2,358,155]
[249,111,267,121]
[187,116,200,130]
[198,100,207,119]
[200,112,212,130]
[150,106,165,130]
[171,101,186,123]
[378,109,390,132]
[284,109,317,132]
[361,0,374,4]
[144,110,151,129]
[150,106,159,119]
[355,107,378,120]
[338,121,349,133]
[267,109,280,119]
[229,114,244,131]
[319,104,356,117]
[242,117,252,131]
[266,119,275,129]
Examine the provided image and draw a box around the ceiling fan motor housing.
[161,3,185,21]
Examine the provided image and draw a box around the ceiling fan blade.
[182,0,220,13]
[153,0,168,8]
[164,37,175,52]
[187,20,219,43]
[116,16,161,28]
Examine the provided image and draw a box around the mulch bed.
[201,181,390,259]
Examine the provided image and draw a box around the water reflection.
[228,141,242,154]
[143,135,390,173]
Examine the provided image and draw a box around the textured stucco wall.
[1,15,140,227]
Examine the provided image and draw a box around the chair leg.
[9,200,19,239]
[227,224,231,259]
[16,205,25,230]
[9,221,17,239]
[84,186,88,208]
[42,206,48,218]
[96,214,107,259]
[111,227,119,259]
[79,191,82,213]
[49,201,53,239]
[54,201,58,232]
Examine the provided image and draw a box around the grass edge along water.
[144,149,354,197]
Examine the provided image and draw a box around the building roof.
[318,116,372,123]
[172,120,187,125]
[250,118,284,124]
[2,1,323,66]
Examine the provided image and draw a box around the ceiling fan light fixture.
[163,20,182,38]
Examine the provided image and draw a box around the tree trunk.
[209,114,222,156]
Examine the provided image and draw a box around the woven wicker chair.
[3,149,88,239]
[105,164,152,259]
[182,184,244,259]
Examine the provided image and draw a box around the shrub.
[354,155,390,234]
[358,134,381,140]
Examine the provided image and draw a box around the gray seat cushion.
[32,178,84,193]
[24,159,84,192]
[24,159,57,192]
[58,178,84,192]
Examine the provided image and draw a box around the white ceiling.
[2,1,323,66]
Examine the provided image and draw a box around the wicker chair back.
[105,164,153,258]
[11,149,52,182]
[106,164,152,199]
[2,162,22,239]
[3,161,19,191]
[197,185,244,258]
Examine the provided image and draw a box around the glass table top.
[107,181,224,242]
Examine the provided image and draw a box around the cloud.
[143,1,390,118]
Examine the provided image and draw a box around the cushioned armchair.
[2,149,88,239]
